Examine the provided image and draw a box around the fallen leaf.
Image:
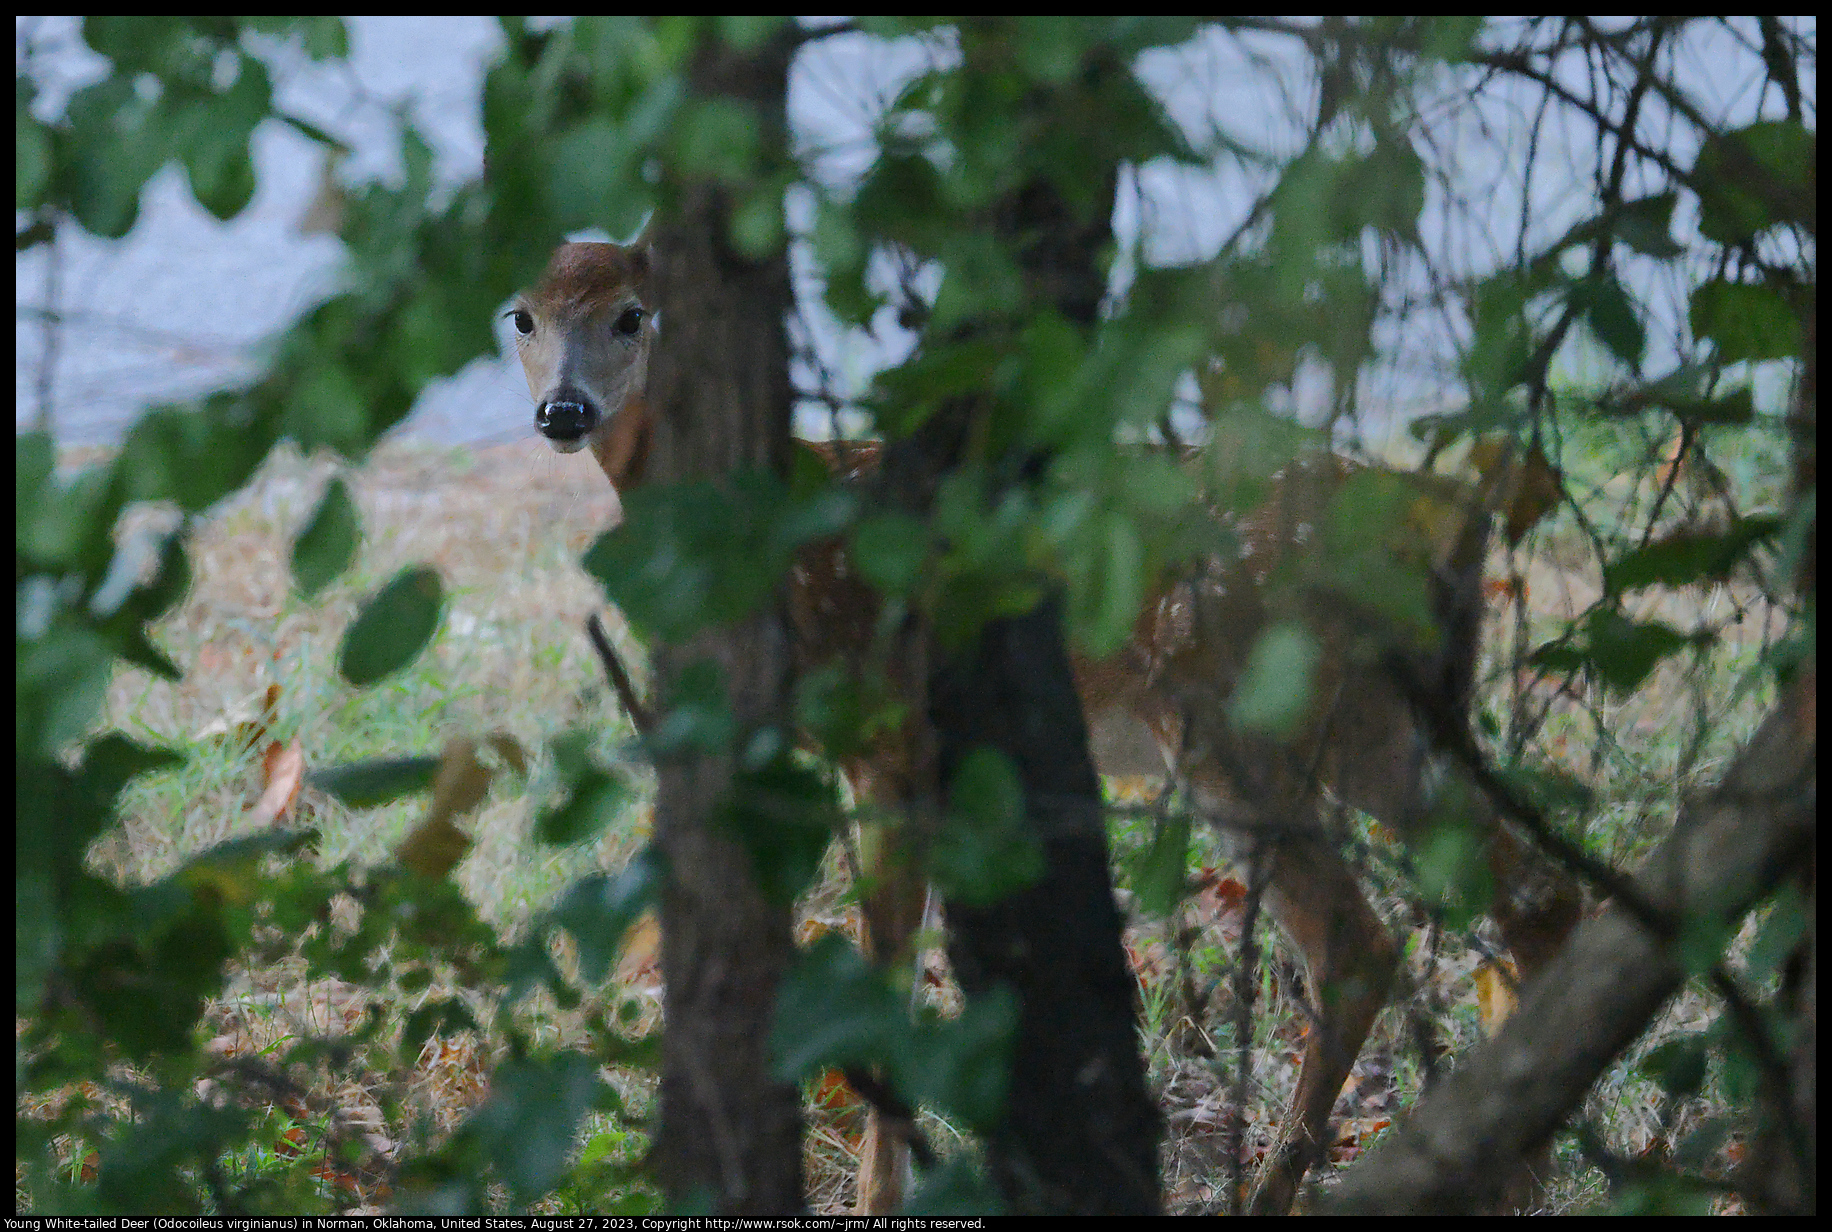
[1474,955,1521,1036]
[616,912,663,988]
[248,739,306,826]
[395,739,493,878]
[812,1068,862,1112]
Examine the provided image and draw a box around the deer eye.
[510,309,534,336]
[613,306,644,336]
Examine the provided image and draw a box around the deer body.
[513,242,1579,1215]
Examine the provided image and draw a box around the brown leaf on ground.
[248,738,305,826]
[1474,956,1521,1036]
[615,912,663,989]
[395,739,494,877]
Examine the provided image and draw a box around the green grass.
[48,415,1797,1213]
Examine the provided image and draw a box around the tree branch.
[1325,663,1816,1213]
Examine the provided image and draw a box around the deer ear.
[627,212,655,274]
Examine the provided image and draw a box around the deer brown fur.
[512,241,1581,1214]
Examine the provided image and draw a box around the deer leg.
[850,813,930,1214]
[1479,824,1585,1210]
[1246,832,1400,1216]
[1488,825,1583,985]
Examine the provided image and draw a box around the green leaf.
[1688,278,1803,365]
[811,195,879,326]
[1410,13,1486,62]
[730,177,786,259]
[1488,763,1595,821]
[537,767,631,846]
[1411,818,1488,915]
[1085,513,1144,658]
[1011,16,1090,83]
[850,512,930,598]
[19,627,116,758]
[308,756,440,808]
[338,565,444,687]
[96,1088,250,1214]
[648,658,736,756]
[1461,272,1538,402]
[1622,366,1755,425]
[721,747,842,905]
[772,935,909,1080]
[15,430,54,515]
[534,726,633,843]
[400,997,479,1062]
[1364,138,1427,246]
[904,985,1019,1132]
[81,733,186,801]
[550,117,646,237]
[297,16,350,59]
[116,397,269,514]
[586,483,740,638]
[1640,1036,1710,1099]
[179,114,258,221]
[24,460,126,579]
[1743,885,1810,985]
[464,1052,604,1205]
[60,75,156,240]
[126,528,192,626]
[1532,610,1690,695]
[1571,272,1645,369]
[1603,517,1784,593]
[932,748,1044,906]
[929,233,1023,331]
[716,15,788,50]
[1691,119,1815,245]
[586,472,845,641]
[1270,141,1424,256]
[1126,813,1191,918]
[285,357,369,456]
[907,1156,1008,1216]
[872,338,1009,438]
[669,96,762,185]
[547,853,659,985]
[771,934,1017,1133]
[291,477,360,598]
[1229,622,1320,737]
[853,152,948,255]
[1611,191,1683,258]
[114,625,183,682]
[17,108,51,210]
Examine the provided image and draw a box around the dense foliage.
[16,15,1813,1215]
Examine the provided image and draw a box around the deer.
[508,240,1583,1215]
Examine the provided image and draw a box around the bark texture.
[644,33,804,1215]
[1324,663,1816,1213]
[878,39,1163,1214]
[930,599,1163,1213]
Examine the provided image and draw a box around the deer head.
[508,241,655,489]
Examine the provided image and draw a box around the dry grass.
[53,428,1788,1214]
[100,438,636,899]
[57,438,662,1212]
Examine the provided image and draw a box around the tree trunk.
[930,599,1163,1213]
[1323,663,1816,1213]
[882,37,1163,1214]
[644,32,803,1215]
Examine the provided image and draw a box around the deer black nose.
[536,396,599,442]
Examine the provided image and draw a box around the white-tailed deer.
[511,241,1581,1215]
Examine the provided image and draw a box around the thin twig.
[586,614,653,736]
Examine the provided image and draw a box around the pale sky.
[16,16,1815,447]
